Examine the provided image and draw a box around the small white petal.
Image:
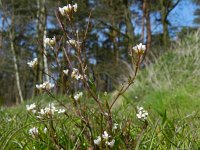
[94,136,101,145]
[63,69,69,75]
[58,109,65,114]
[43,127,47,134]
[102,131,110,140]
[73,3,78,12]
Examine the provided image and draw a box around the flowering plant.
[25,3,149,149]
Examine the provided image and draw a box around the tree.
[159,0,181,47]
[4,0,24,103]
[0,0,40,104]
[193,0,200,24]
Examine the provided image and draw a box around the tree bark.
[10,0,24,103]
[161,0,169,47]
[141,0,146,43]
[42,0,49,82]
[124,1,135,68]
[35,0,49,95]
[145,0,152,53]
[124,2,134,45]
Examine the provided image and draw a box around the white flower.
[71,68,83,80]
[6,117,12,122]
[65,4,72,13]
[74,92,83,101]
[43,127,47,134]
[44,82,55,90]
[113,123,118,130]
[73,3,78,12]
[35,84,43,90]
[36,81,54,91]
[71,68,78,76]
[26,103,36,113]
[44,103,58,116]
[137,106,144,111]
[59,3,78,16]
[58,108,65,114]
[27,58,38,68]
[63,69,69,75]
[29,127,38,138]
[132,43,146,54]
[44,36,56,47]
[38,108,45,116]
[94,136,101,145]
[75,74,83,80]
[136,106,148,120]
[37,103,58,118]
[102,131,110,140]
[59,7,65,16]
[106,139,115,147]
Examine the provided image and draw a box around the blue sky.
[133,0,198,36]
[170,0,197,27]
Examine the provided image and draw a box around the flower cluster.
[36,81,55,91]
[94,131,115,148]
[59,3,77,16]
[136,106,148,120]
[28,127,47,138]
[132,43,146,54]
[74,92,83,101]
[26,103,36,113]
[71,68,83,80]
[37,103,58,118]
[44,36,56,48]
[27,58,38,68]
[26,103,66,119]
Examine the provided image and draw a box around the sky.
[170,0,197,27]
[133,0,198,37]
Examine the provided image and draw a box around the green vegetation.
[0,32,200,149]
[123,31,200,114]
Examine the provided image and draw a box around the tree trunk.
[124,1,135,68]
[141,0,146,43]
[35,0,48,95]
[10,1,24,103]
[42,1,49,82]
[124,3,134,45]
[161,0,169,47]
[145,0,152,53]
[110,1,118,64]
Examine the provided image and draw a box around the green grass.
[1,31,200,149]
[120,31,200,115]
[114,31,200,149]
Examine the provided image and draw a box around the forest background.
[0,0,200,105]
